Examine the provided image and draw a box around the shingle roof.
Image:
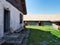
[23,14,60,22]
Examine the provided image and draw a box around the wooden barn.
[23,14,60,30]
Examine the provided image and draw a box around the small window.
[20,14,23,24]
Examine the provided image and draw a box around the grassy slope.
[26,26,60,45]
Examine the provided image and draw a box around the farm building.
[0,0,27,44]
[23,14,60,30]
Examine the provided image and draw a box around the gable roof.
[23,14,60,22]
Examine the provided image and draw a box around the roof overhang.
[6,0,27,15]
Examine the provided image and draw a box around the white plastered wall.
[0,0,24,37]
[0,2,4,37]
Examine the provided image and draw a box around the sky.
[26,0,60,14]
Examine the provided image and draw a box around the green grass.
[26,26,60,45]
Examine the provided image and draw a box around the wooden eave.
[6,0,27,15]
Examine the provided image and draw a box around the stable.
[23,14,60,30]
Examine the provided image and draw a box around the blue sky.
[26,0,60,14]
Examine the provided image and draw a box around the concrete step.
[2,28,30,45]
[3,29,27,45]
[0,39,5,45]
[4,33,20,39]
[6,34,25,44]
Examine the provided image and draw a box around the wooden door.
[4,9,10,33]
